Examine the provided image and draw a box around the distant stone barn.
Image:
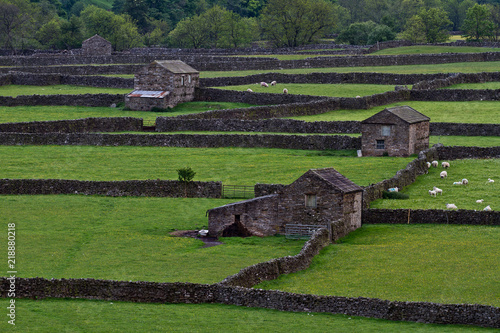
[125,60,199,111]
[81,34,112,56]
[208,168,363,241]
[361,106,430,157]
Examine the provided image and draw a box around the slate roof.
[152,60,198,74]
[361,106,430,124]
[309,168,363,193]
[82,34,111,45]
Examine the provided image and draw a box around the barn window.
[181,76,184,86]
[305,194,317,208]
[376,140,385,149]
[381,125,391,136]
[188,75,192,83]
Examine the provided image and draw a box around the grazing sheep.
[388,187,399,192]
[247,88,253,92]
[484,205,492,211]
[260,82,269,87]
[476,199,484,203]
[429,190,437,197]
[426,162,431,168]
[433,186,443,195]
[355,95,361,98]
[453,181,463,185]
[432,161,438,167]
[446,203,458,209]
[442,162,450,168]
[270,81,277,86]
[462,178,469,185]
[283,88,288,94]
[488,178,494,183]
[440,171,447,178]
[198,229,209,237]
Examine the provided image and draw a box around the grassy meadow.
[0,85,131,96]
[256,224,500,307]
[444,82,500,89]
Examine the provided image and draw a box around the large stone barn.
[208,168,363,241]
[82,34,112,56]
[125,60,199,111]
[361,106,430,157]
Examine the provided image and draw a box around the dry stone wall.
[0,117,142,133]
[0,94,123,107]
[363,209,499,225]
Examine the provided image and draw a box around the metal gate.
[285,224,328,239]
[222,185,254,199]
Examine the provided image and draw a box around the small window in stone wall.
[305,194,317,208]
[188,75,192,84]
[181,76,184,86]
[376,140,385,149]
[381,125,391,136]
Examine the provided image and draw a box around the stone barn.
[82,34,112,56]
[361,106,430,157]
[208,168,363,241]
[125,60,199,111]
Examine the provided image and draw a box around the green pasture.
[0,146,412,186]
[370,159,499,210]
[444,82,500,89]
[370,45,500,55]
[429,136,500,147]
[1,299,494,333]
[230,54,344,60]
[0,102,253,124]
[216,83,399,97]
[257,224,500,307]
[0,85,131,96]
[200,61,500,78]
[0,195,306,283]
[289,101,500,124]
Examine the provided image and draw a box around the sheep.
[247,88,253,92]
[283,88,288,94]
[426,162,431,168]
[442,162,450,168]
[440,171,447,178]
[462,178,469,185]
[476,199,484,203]
[484,205,492,211]
[387,187,398,192]
[431,161,438,167]
[453,181,463,185]
[428,190,437,197]
[446,203,458,209]
[260,82,269,87]
[270,81,277,86]
[198,229,209,237]
[433,186,443,195]
[355,95,361,98]
[488,178,494,183]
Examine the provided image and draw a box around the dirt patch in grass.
[170,230,223,248]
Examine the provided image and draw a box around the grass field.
[200,61,500,78]
[444,82,500,89]
[0,146,413,185]
[257,224,500,307]
[216,83,399,97]
[0,85,131,96]
[369,159,499,210]
[288,101,500,124]
[1,299,495,333]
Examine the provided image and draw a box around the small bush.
[382,191,409,199]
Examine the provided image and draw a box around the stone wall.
[2,72,133,89]
[435,145,500,160]
[0,94,124,107]
[220,228,330,287]
[2,277,499,328]
[0,178,221,198]
[409,89,500,101]
[431,123,500,137]
[0,117,142,133]
[363,209,500,225]
[254,183,287,197]
[0,64,142,75]
[0,133,361,150]
[412,72,500,90]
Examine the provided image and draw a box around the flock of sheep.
[246,81,288,94]
[425,160,493,211]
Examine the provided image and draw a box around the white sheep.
[270,81,277,86]
[355,95,361,98]
[247,88,253,92]
[433,186,443,195]
[476,199,484,203]
[446,203,458,209]
[426,162,431,168]
[440,171,447,178]
[462,178,468,185]
[453,181,463,185]
[429,190,437,197]
[488,178,494,183]
[260,82,269,87]
[283,88,288,94]
[442,162,450,168]
[484,205,492,211]
[387,187,399,192]
[431,161,438,167]
[198,229,209,237]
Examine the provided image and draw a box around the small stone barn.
[125,60,199,111]
[361,106,430,157]
[208,168,363,241]
[82,34,112,56]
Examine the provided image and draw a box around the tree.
[36,18,62,49]
[367,24,396,44]
[260,0,337,47]
[177,167,196,197]
[402,7,452,43]
[337,21,378,45]
[168,15,209,48]
[462,3,495,41]
[401,15,427,42]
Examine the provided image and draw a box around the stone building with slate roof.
[125,60,199,111]
[361,106,430,157]
[208,168,363,241]
[81,35,112,56]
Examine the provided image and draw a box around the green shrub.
[382,191,409,199]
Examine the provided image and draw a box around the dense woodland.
[1,0,500,50]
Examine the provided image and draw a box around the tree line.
[1,0,500,51]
